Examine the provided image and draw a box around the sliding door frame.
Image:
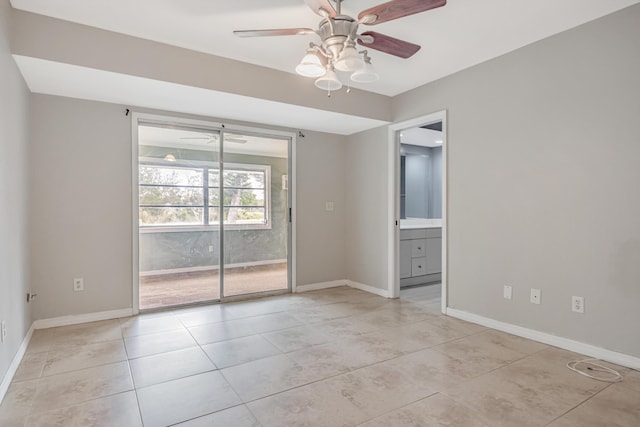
[131,112,296,314]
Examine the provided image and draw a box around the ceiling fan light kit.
[314,63,343,91]
[295,46,327,77]
[234,0,447,95]
[334,39,365,72]
[350,52,379,83]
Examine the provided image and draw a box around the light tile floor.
[1,285,638,426]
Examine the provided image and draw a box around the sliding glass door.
[221,132,290,298]
[136,118,290,310]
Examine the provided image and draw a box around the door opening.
[388,111,447,312]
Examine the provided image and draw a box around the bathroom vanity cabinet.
[399,227,442,288]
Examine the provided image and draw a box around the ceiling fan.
[179,133,247,144]
[234,0,446,94]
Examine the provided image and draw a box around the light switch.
[325,201,334,211]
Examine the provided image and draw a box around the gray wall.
[29,95,133,320]
[345,126,390,290]
[404,152,429,219]
[28,95,348,319]
[0,1,32,386]
[295,131,348,285]
[392,4,640,357]
[402,145,443,219]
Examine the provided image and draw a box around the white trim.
[295,279,392,298]
[386,124,400,298]
[388,111,448,310]
[347,280,391,298]
[140,259,287,277]
[295,280,348,293]
[440,113,448,313]
[33,308,134,330]
[132,112,140,315]
[290,134,297,294]
[446,308,640,371]
[132,112,297,141]
[0,323,35,404]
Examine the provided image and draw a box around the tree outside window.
[139,162,269,229]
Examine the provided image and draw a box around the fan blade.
[358,0,446,25]
[304,0,337,17]
[234,28,315,38]
[358,31,420,58]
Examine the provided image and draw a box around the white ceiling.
[10,0,639,136]
[13,55,387,135]
[401,127,442,148]
[11,0,639,96]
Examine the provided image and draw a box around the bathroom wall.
[401,144,443,219]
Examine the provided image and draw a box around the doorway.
[388,111,447,312]
[133,114,293,311]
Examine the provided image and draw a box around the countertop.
[400,218,442,229]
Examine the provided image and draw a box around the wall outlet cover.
[530,288,541,304]
[503,285,513,300]
[572,296,585,313]
[73,278,84,292]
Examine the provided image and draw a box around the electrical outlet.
[530,288,541,304]
[209,245,214,253]
[572,296,585,313]
[503,285,513,300]
[73,278,84,292]
[1,321,6,343]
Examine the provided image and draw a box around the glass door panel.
[221,132,290,298]
[137,123,221,310]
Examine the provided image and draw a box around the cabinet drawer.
[425,228,442,239]
[411,257,427,276]
[411,239,427,257]
[400,229,427,240]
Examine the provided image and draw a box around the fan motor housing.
[319,15,357,59]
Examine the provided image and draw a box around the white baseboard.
[33,308,134,330]
[0,323,35,405]
[446,308,640,371]
[295,279,392,298]
[295,280,348,293]
[347,280,391,298]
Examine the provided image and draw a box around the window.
[139,161,270,229]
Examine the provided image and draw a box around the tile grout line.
[7,288,449,425]
[122,328,145,427]
[542,382,615,426]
